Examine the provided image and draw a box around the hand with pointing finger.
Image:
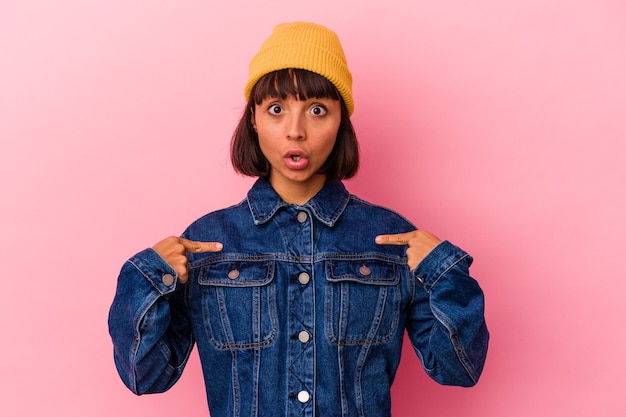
[376,230,442,272]
[152,236,223,284]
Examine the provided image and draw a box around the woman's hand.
[153,236,223,283]
[375,230,442,271]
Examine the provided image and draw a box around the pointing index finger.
[375,232,412,246]
[180,238,223,253]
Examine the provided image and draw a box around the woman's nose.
[286,113,305,140]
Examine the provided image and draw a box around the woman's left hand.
[375,230,442,271]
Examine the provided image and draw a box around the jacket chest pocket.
[325,259,401,346]
[198,260,277,351]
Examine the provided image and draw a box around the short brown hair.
[231,69,359,181]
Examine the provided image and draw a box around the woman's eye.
[268,104,282,115]
[310,105,327,116]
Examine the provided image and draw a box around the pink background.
[1,1,625,416]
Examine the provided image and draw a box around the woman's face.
[253,94,341,203]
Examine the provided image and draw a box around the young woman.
[109,22,489,417]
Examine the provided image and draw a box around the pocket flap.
[198,260,275,287]
[326,259,399,285]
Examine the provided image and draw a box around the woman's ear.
[250,106,257,131]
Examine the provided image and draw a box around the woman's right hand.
[152,236,223,283]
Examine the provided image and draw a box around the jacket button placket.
[287,208,314,417]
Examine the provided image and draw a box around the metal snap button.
[359,265,371,276]
[298,272,310,285]
[298,331,310,343]
[227,269,240,279]
[161,273,175,286]
[297,211,308,223]
[297,390,310,403]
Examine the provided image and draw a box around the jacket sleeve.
[406,240,489,386]
[108,248,194,394]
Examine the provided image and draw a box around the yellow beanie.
[244,22,354,116]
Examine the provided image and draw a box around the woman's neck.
[269,174,327,205]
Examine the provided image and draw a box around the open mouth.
[284,151,309,170]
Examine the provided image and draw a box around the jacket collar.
[247,177,350,227]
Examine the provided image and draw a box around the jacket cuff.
[128,248,179,296]
[413,240,472,291]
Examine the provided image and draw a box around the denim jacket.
[108,178,489,417]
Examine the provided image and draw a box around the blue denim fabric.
[109,178,489,417]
